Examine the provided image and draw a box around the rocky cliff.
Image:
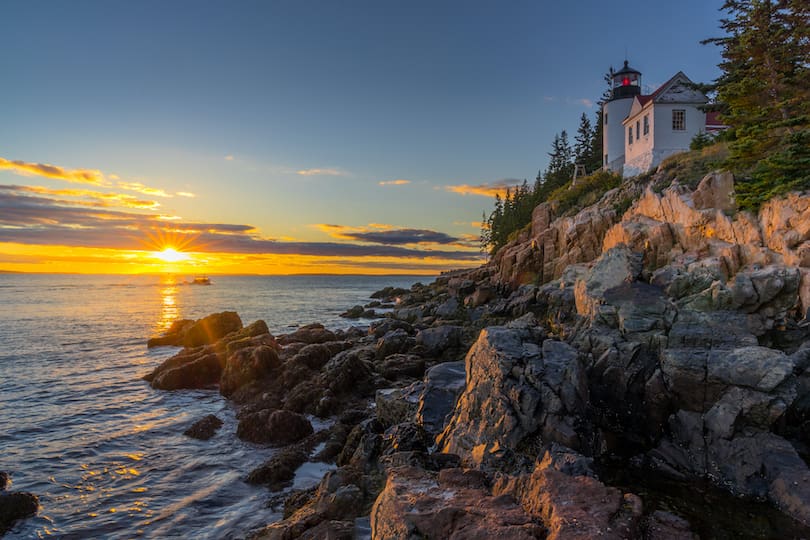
[143,169,810,539]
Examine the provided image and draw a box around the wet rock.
[415,325,464,358]
[183,414,223,440]
[375,329,415,359]
[0,491,39,535]
[220,345,280,397]
[182,311,243,348]
[147,318,194,347]
[375,383,422,428]
[340,305,365,319]
[643,511,699,539]
[146,349,222,390]
[324,347,375,395]
[278,323,337,345]
[246,447,308,489]
[371,465,545,539]
[0,472,8,491]
[416,361,466,435]
[237,409,313,445]
[370,286,408,301]
[380,422,432,455]
[378,354,425,381]
[368,319,413,339]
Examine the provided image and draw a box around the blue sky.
[0,0,725,273]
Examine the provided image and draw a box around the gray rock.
[376,383,423,427]
[183,414,223,440]
[416,361,466,435]
[415,325,463,358]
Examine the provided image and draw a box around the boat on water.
[190,276,211,285]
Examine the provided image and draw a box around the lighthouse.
[602,60,641,173]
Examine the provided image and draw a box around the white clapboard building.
[601,61,725,177]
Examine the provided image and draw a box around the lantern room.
[610,60,641,100]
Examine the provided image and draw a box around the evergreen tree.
[704,0,810,208]
[588,109,604,172]
[574,113,593,168]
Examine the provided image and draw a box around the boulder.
[146,349,222,390]
[183,414,223,440]
[416,361,466,435]
[375,329,415,359]
[220,345,280,397]
[438,328,586,465]
[0,491,38,536]
[376,384,423,427]
[182,311,243,348]
[371,465,545,539]
[415,325,464,358]
[246,447,308,488]
[147,318,194,347]
[369,319,413,339]
[0,472,8,491]
[574,246,643,318]
[237,409,313,445]
[278,324,337,345]
[492,446,644,540]
[378,354,425,381]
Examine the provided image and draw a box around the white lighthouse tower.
[602,60,641,173]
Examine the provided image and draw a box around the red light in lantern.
[622,77,630,86]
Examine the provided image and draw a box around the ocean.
[0,273,424,539]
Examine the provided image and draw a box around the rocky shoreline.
[138,170,810,539]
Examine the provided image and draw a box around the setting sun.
[154,248,189,263]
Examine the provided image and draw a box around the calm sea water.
[0,273,424,539]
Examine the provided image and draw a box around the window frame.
[643,114,649,136]
[672,109,686,131]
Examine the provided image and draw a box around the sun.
[154,247,190,263]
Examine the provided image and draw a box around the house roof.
[623,71,707,124]
[705,111,728,129]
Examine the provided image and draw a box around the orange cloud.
[1,184,159,209]
[296,168,347,177]
[445,179,522,198]
[378,179,411,186]
[0,157,105,185]
[116,182,171,198]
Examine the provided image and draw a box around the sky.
[0,0,725,275]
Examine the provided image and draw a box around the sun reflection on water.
[158,278,180,333]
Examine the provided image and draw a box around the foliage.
[656,142,730,191]
[704,0,810,210]
[690,131,714,151]
[547,170,622,214]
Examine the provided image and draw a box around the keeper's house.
[601,61,726,178]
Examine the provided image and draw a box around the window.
[636,120,641,139]
[604,113,608,125]
[643,115,649,135]
[628,126,633,144]
[672,109,686,131]
[605,153,608,165]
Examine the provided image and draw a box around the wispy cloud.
[0,157,105,186]
[224,155,235,161]
[176,191,196,198]
[1,156,182,202]
[378,179,411,186]
[0,184,160,210]
[0,191,481,261]
[116,181,172,198]
[296,168,348,177]
[445,178,522,198]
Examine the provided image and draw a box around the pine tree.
[704,0,810,208]
[574,113,593,169]
[588,109,604,172]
